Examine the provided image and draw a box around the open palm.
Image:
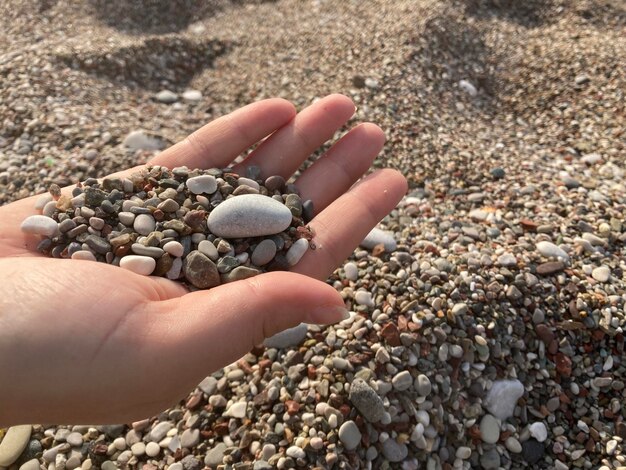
[0,95,406,425]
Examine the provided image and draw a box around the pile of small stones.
[20,165,315,288]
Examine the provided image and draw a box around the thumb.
[152,271,349,372]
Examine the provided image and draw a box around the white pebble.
[344,262,358,281]
[592,266,610,282]
[286,238,309,266]
[71,251,97,261]
[529,422,548,442]
[354,290,374,307]
[145,442,160,457]
[21,215,59,237]
[186,175,217,195]
[163,241,184,257]
[360,228,397,251]
[34,193,53,210]
[536,241,569,261]
[459,79,477,96]
[133,214,156,236]
[182,90,202,102]
[198,240,219,261]
[119,255,156,276]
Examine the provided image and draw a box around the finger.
[295,123,385,215]
[151,272,348,377]
[232,94,355,179]
[150,98,296,170]
[292,169,407,280]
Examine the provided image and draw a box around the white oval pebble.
[182,90,202,102]
[42,200,58,217]
[145,442,160,457]
[119,255,156,276]
[207,194,293,238]
[186,175,217,195]
[20,215,59,237]
[479,414,500,444]
[0,425,32,467]
[237,177,260,191]
[344,262,358,281]
[536,241,569,261]
[163,241,184,257]
[133,214,156,236]
[354,290,374,307]
[286,238,309,267]
[592,266,610,282]
[71,251,97,261]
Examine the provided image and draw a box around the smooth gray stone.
[220,266,260,283]
[204,443,227,466]
[20,215,59,237]
[264,323,307,349]
[207,194,292,238]
[123,130,165,150]
[381,438,408,462]
[183,251,220,289]
[348,378,385,423]
[198,240,219,261]
[360,227,397,252]
[134,214,156,236]
[251,239,277,266]
[131,243,164,258]
[338,420,361,451]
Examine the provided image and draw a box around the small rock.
[251,239,277,266]
[592,266,610,282]
[497,253,517,267]
[521,439,545,464]
[348,378,385,423]
[459,79,478,96]
[122,130,166,151]
[529,422,548,442]
[183,251,220,289]
[536,241,569,261]
[0,425,32,467]
[354,290,374,307]
[182,90,202,102]
[360,228,396,252]
[415,374,432,396]
[285,238,309,266]
[155,90,178,103]
[343,262,358,281]
[186,175,217,195]
[204,443,227,467]
[133,214,156,236]
[119,255,156,276]
[480,414,500,444]
[490,167,505,179]
[338,421,361,451]
[225,402,247,418]
[391,370,412,391]
[163,241,184,257]
[264,323,308,349]
[536,261,565,275]
[285,446,305,459]
[484,379,524,419]
[506,436,522,453]
[21,215,59,237]
[381,438,408,462]
[19,458,41,470]
[207,194,293,238]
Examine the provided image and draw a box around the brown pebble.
[535,324,555,344]
[536,261,565,275]
[381,322,401,346]
[154,253,174,276]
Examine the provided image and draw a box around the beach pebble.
[392,370,413,391]
[19,459,41,470]
[360,228,397,251]
[251,239,277,266]
[484,379,524,419]
[133,214,156,236]
[480,414,500,444]
[536,241,569,261]
[529,422,548,442]
[163,241,184,257]
[286,446,305,459]
[285,238,309,266]
[264,323,307,349]
[21,215,59,237]
[0,425,32,467]
[184,251,220,288]
[207,194,292,238]
[348,378,385,423]
[506,437,522,453]
[119,255,156,276]
[381,438,408,462]
[186,175,217,195]
[71,250,97,261]
[145,441,160,457]
[355,290,374,307]
[155,90,178,103]
[182,90,203,102]
[123,130,166,151]
[198,240,219,261]
[459,79,477,96]
[204,443,227,467]
[415,374,432,396]
[344,262,358,281]
[225,402,247,418]
[34,193,53,210]
[592,266,610,282]
[338,421,361,451]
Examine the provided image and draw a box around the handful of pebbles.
[21,165,315,289]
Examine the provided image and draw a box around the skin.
[0,94,407,425]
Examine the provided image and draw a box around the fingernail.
[309,305,351,325]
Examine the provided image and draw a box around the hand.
[0,95,406,425]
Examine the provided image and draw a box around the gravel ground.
[1,0,625,469]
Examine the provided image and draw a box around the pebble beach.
[1,0,625,469]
